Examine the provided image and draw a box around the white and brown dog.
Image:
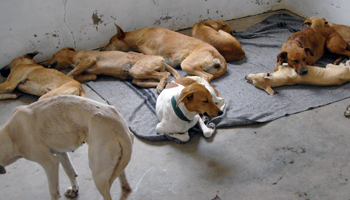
[246,61,350,95]
[156,76,224,142]
[0,95,134,200]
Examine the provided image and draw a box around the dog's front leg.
[56,152,79,198]
[197,115,216,138]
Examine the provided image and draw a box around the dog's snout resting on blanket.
[276,25,350,75]
[191,20,245,62]
[44,47,180,93]
[246,61,350,95]
[0,95,134,200]
[156,77,224,142]
[102,24,227,82]
[0,51,86,100]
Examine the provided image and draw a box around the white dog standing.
[0,95,134,200]
[156,77,224,142]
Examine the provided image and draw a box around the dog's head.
[102,24,133,51]
[218,20,234,35]
[246,72,276,95]
[302,17,327,28]
[177,83,223,117]
[277,48,314,75]
[43,47,76,70]
[0,164,6,174]
[0,51,41,77]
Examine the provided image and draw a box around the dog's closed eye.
[203,100,209,103]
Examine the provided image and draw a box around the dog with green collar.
[156,77,224,142]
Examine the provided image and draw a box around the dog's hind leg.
[56,152,79,198]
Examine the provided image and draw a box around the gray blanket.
[86,13,350,142]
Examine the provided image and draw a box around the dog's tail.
[211,56,227,80]
[164,63,181,79]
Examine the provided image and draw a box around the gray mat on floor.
[86,13,350,142]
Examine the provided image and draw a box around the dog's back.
[191,20,245,62]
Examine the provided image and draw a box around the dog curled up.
[44,47,180,93]
[102,24,227,82]
[191,20,245,62]
[0,51,86,100]
[0,95,134,200]
[156,76,224,143]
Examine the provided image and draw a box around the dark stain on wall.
[154,16,173,25]
[92,10,103,31]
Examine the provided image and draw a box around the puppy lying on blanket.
[102,24,227,82]
[44,47,180,93]
[0,51,86,100]
[275,25,350,75]
[0,95,134,200]
[302,16,350,45]
[156,76,224,142]
[191,20,245,62]
[246,61,350,95]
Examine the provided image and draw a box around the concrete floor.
[1,10,350,200]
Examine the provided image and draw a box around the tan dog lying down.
[102,24,227,82]
[0,95,134,200]
[191,20,245,62]
[246,61,350,95]
[44,47,180,93]
[302,16,350,45]
[0,51,86,100]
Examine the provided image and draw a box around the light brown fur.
[102,24,227,82]
[0,95,134,200]
[276,26,350,75]
[191,20,245,62]
[0,52,86,100]
[247,61,350,95]
[45,47,181,93]
[302,16,350,45]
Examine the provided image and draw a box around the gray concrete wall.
[0,0,284,66]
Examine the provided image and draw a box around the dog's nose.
[301,68,308,75]
[218,110,223,116]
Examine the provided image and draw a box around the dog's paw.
[202,115,210,124]
[203,123,216,138]
[64,186,79,198]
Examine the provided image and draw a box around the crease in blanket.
[86,13,350,142]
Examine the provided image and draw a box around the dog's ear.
[277,52,288,63]
[114,23,125,39]
[25,51,42,59]
[0,165,6,174]
[219,20,227,27]
[301,18,312,27]
[264,86,275,95]
[304,48,314,56]
[177,91,194,107]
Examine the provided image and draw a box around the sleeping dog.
[0,95,134,200]
[156,76,224,142]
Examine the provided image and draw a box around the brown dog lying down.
[102,24,227,82]
[191,20,245,62]
[44,47,181,93]
[0,95,134,200]
[246,61,350,95]
[0,51,86,100]
[275,25,350,75]
[302,16,350,45]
